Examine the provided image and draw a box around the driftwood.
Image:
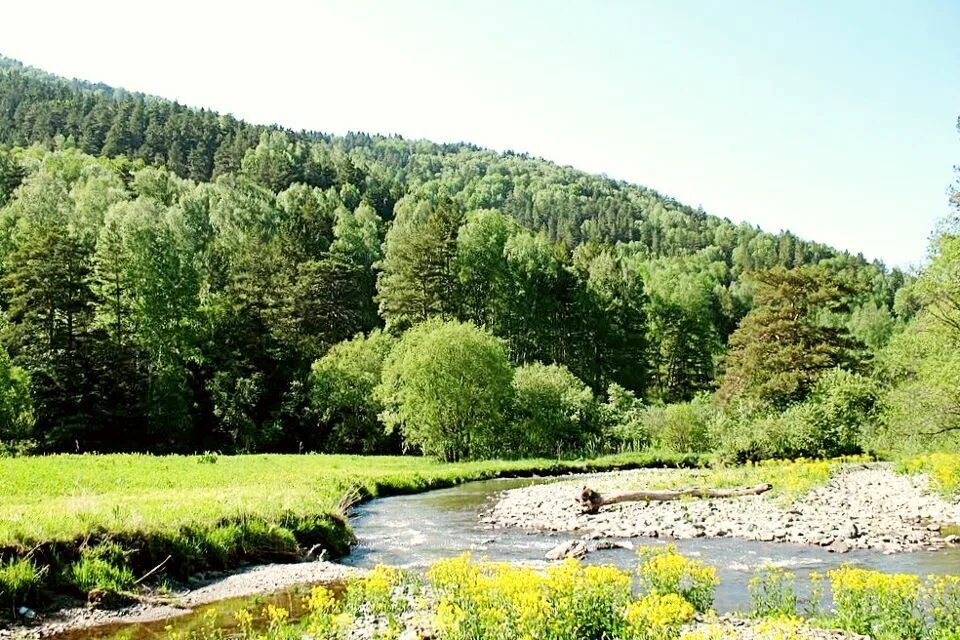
[578,483,773,515]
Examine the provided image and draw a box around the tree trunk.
[578,483,773,514]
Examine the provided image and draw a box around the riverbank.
[485,462,960,553]
[5,561,364,639]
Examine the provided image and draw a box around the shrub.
[309,330,397,454]
[828,566,925,640]
[377,319,514,461]
[713,369,876,460]
[749,566,797,618]
[600,383,649,452]
[0,346,34,442]
[636,545,718,613]
[510,362,597,457]
[645,396,714,454]
[624,593,696,640]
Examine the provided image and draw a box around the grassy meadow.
[0,450,705,606]
[0,451,711,549]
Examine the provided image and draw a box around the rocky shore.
[484,463,960,554]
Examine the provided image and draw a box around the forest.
[0,54,955,462]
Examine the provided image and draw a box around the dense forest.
[0,54,954,461]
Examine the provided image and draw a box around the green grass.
[0,557,41,607]
[0,451,700,549]
[610,458,845,506]
[0,450,702,606]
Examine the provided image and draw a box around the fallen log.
[579,483,773,515]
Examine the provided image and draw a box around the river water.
[340,476,960,613]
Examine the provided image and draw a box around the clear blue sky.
[2,1,957,268]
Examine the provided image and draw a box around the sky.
[1,1,957,268]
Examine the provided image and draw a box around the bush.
[645,396,714,454]
[829,566,925,640]
[310,330,397,454]
[749,566,797,618]
[636,545,718,613]
[601,383,649,452]
[713,369,876,461]
[0,346,34,442]
[67,542,136,593]
[377,319,514,461]
[510,362,597,457]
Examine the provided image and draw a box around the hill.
[0,54,905,454]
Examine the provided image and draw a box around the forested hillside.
[0,54,945,461]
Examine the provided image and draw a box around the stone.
[827,540,850,554]
[545,539,588,561]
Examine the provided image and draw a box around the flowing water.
[340,476,960,613]
[46,475,960,638]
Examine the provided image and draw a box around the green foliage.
[714,369,876,460]
[0,343,34,442]
[848,300,899,352]
[376,197,464,329]
[377,319,514,461]
[749,566,797,618]
[872,223,960,454]
[600,383,649,451]
[510,362,597,457]
[309,330,396,454]
[718,266,865,411]
[0,556,41,606]
[641,257,723,402]
[0,57,912,458]
[643,396,714,454]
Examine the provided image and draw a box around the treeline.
[0,54,935,461]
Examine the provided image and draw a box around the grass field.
[0,451,710,549]
[0,450,705,605]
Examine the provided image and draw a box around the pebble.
[483,464,960,554]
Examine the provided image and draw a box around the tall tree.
[376,196,464,329]
[718,266,865,410]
